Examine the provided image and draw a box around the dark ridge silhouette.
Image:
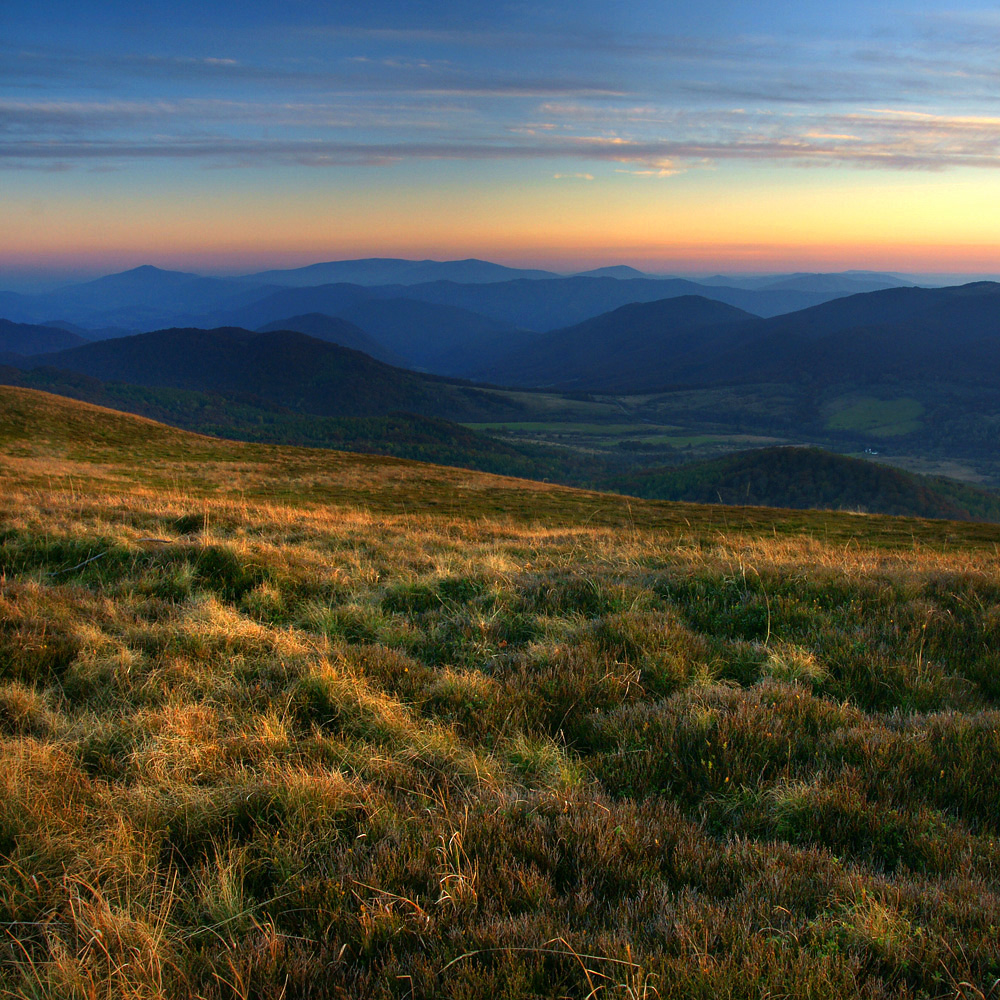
[2,259,922,336]
[233,296,529,376]
[475,296,759,388]
[478,280,1000,393]
[0,319,86,355]
[312,299,534,376]
[238,257,558,287]
[359,275,820,329]
[702,281,1000,388]
[210,275,831,340]
[606,446,1000,522]
[17,326,533,423]
[43,319,139,342]
[256,313,402,365]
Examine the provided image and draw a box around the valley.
[5,261,1000,517]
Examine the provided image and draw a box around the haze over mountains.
[0,257,920,341]
[4,254,1000,520]
[0,319,86,358]
[238,257,559,287]
[9,261,996,399]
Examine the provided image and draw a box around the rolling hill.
[0,319,86,356]
[0,265,273,329]
[0,259,931,348]
[256,313,402,364]
[366,275,826,329]
[0,364,612,483]
[476,295,759,389]
[2,385,1000,999]
[239,297,530,376]
[480,280,1000,393]
[6,351,1000,524]
[10,326,536,423]
[321,299,535,375]
[604,446,1000,522]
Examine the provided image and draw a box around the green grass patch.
[825,396,925,437]
[466,421,681,435]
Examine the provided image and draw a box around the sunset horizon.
[5,1,1000,289]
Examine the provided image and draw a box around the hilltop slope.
[2,386,1000,999]
[4,265,269,328]
[365,274,823,328]
[256,313,402,364]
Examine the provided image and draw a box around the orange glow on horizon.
[3,164,1000,281]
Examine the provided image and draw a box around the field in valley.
[2,386,999,998]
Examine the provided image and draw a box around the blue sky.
[3,1,1000,285]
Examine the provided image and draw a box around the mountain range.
[0,319,86,358]
[7,272,1000,410]
[237,256,559,287]
[479,281,1000,393]
[4,255,1000,519]
[0,259,915,344]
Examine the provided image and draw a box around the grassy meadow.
[1,386,1000,998]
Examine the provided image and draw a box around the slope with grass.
[0,364,623,484]
[6,362,1000,524]
[2,387,1000,998]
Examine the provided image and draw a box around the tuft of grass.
[763,642,828,687]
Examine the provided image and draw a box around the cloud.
[0,42,628,101]
[1,110,996,173]
[3,90,1000,174]
[5,9,1000,179]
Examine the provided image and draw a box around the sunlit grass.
[2,387,1000,997]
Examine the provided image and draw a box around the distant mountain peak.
[236,257,559,288]
[573,265,652,279]
[83,264,201,286]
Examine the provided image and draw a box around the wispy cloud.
[5,9,1000,177]
[2,106,998,172]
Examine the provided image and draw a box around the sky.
[3,0,1000,287]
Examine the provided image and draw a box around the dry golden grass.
[3,387,1000,998]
